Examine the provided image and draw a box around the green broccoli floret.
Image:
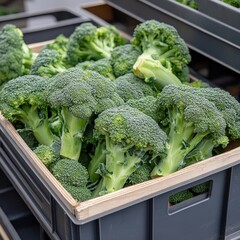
[176,0,198,9]
[132,20,191,90]
[151,84,227,177]
[169,190,194,205]
[126,96,161,123]
[77,58,115,80]
[17,128,39,150]
[34,144,60,169]
[222,0,240,8]
[191,182,210,194]
[111,44,141,77]
[67,22,126,65]
[115,73,156,102]
[45,34,68,55]
[61,183,92,201]
[182,86,240,140]
[92,105,167,197]
[0,24,34,85]
[0,75,59,146]
[30,49,66,77]
[52,159,89,186]
[128,162,152,185]
[47,68,124,161]
[52,159,91,201]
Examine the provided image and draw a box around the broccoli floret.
[128,162,152,185]
[45,34,68,55]
[77,58,115,80]
[92,105,167,197]
[176,0,198,9]
[34,144,59,169]
[169,190,194,205]
[0,24,34,85]
[191,182,210,194]
[132,20,191,90]
[222,0,240,8]
[126,96,161,122]
[47,68,124,161]
[183,86,240,140]
[0,75,59,146]
[17,128,39,150]
[151,84,227,177]
[61,183,92,201]
[30,49,66,77]
[67,22,126,65]
[115,73,156,102]
[111,44,141,77]
[52,159,89,187]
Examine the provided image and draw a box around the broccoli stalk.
[60,107,89,161]
[132,20,191,90]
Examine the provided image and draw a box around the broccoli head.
[151,84,227,177]
[111,44,141,77]
[77,58,115,80]
[0,24,34,85]
[30,49,66,77]
[115,73,156,102]
[132,20,191,90]
[92,105,167,197]
[52,159,89,186]
[47,67,124,161]
[67,22,126,65]
[0,75,59,146]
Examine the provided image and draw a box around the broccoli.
[131,20,191,90]
[17,128,39,150]
[34,144,60,169]
[77,58,115,80]
[128,162,152,185]
[151,84,227,177]
[67,22,126,65]
[111,44,141,77]
[30,49,66,77]
[52,159,91,201]
[222,0,240,8]
[0,75,59,146]
[126,96,161,122]
[92,105,167,197]
[61,183,92,201]
[45,34,68,55]
[169,190,194,205]
[47,68,123,161]
[191,182,210,194]
[52,159,89,186]
[88,136,106,183]
[180,86,240,140]
[0,24,34,85]
[115,73,156,102]
[176,0,198,9]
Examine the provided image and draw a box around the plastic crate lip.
[1,112,240,224]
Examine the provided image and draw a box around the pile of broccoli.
[0,20,239,203]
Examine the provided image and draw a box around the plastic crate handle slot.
[168,180,212,214]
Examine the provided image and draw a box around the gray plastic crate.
[1,113,240,240]
[106,0,240,74]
